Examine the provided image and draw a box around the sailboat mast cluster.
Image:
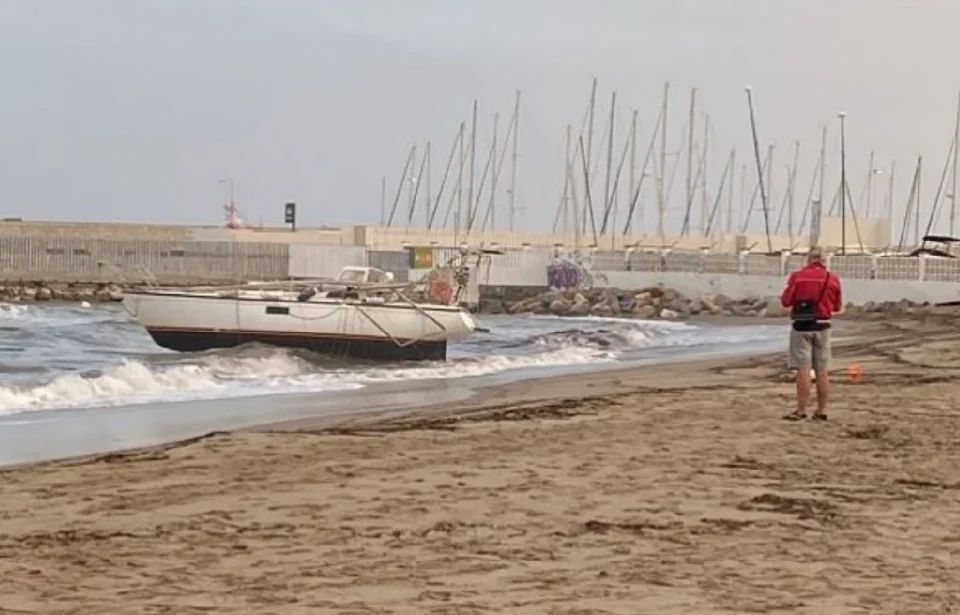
[381,79,960,253]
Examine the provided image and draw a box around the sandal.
[811,412,828,421]
[782,410,807,421]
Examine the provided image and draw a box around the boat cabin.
[335,266,395,285]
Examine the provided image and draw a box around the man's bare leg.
[813,369,830,418]
[795,366,812,414]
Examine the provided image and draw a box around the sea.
[0,301,786,465]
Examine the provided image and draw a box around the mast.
[584,77,598,235]
[603,91,617,238]
[380,176,386,226]
[562,124,572,233]
[386,145,415,227]
[657,81,670,241]
[467,99,478,237]
[766,142,775,235]
[488,113,500,230]
[628,109,638,238]
[865,150,875,218]
[738,164,746,233]
[886,160,896,245]
[745,86,772,253]
[812,125,826,247]
[456,120,464,236]
[725,149,736,236]
[701,113,709,235]
[952,90,960,236]
[686,87,697,234]
[509,89,521,232]
[788,139,800,243]
[425,141,431,228]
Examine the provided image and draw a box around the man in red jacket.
[779,247,843,421]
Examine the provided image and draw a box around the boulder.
[549,299,573,316]
[632,304,657,319]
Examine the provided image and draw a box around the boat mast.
[952,91,960,236]
[509,89,521,231]
[685,87,697,236]
[488,113,500,231]
[788,139,800,243]
[603,91,617,239]
[467,99,478,238]
[584,77,598,236]
[380,176,386,226]
[745,86,772,253]
[657,81,670,242]
[625,109,638,243]
[701,113,709,235]
[725,149,737,236]
[886,159,896,245]
[812,125,826,247]
[456,119,464,237]
[865,150,875,218]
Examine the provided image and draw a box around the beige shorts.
[788,328,832,371]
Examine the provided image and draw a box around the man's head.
[807,247,824,265]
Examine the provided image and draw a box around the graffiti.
[547,261,582,290]
[547,254,609,291]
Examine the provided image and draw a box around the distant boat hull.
[122,290,477,362]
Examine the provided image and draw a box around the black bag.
[791,273,831,331]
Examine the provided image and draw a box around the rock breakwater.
[481,287,943,320]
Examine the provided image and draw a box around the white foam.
[0,352,362,414]
[0,303,29,318]
[0,312,783,415]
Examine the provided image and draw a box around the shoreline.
[0,324,790,470]
[3,316,959,612]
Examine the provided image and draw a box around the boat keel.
[147,328,448,361]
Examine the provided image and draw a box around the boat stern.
[455,306,479,338]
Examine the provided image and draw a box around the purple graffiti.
[547,261,581,290]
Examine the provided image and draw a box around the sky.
[1,0,959,240]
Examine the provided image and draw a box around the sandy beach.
[2,314,960,614]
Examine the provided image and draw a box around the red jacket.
[780,262,842,320]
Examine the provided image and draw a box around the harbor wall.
[2,232,960,304]
[0,216,894,252]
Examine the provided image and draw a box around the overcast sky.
[1,0,959,239]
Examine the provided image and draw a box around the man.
[779,247,843,421]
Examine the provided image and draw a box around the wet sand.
[2,316,960,613]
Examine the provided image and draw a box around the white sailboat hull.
[122,290,477,361]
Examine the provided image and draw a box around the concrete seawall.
[2,230,960,305]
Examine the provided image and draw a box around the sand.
[2,316,960,614]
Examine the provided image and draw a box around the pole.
[468,99,477,237]
[686,87,696,232]
[584,77,598,235]
[887,159,896,245]
[380,176,386,225]
[657,81,670,241]
[725,149,736,236]
[839,111,847,255]
[602,91,617,238]
[952,91,960,236]
[701,113,709,235]
[745,86,772,253]
[509,89,521,232]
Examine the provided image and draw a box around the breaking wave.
[0,307,781,414]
